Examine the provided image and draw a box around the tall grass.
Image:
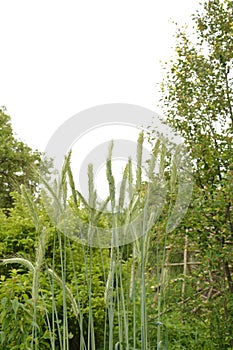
[1,132,190,349]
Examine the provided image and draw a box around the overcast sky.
[0,1,200,153]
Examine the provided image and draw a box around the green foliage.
[0,270,51,350]
[157,0,233,348]
[0,107,41,210]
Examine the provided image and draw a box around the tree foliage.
[159,0,233,347]
[0,107,41,209]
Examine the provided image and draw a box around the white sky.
[0,0,200,153]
